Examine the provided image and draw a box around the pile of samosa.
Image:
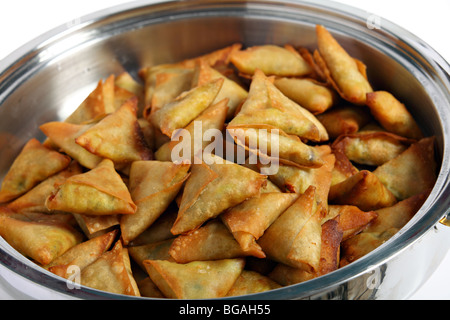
[0,25,437,299]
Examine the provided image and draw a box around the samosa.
[0,208,83,265]
[120,161,190,244]
[258,186,324,272]
[171,155,267,235]
[150,78,224,137]
[230,44,312,77]
[228,69,328,142]
[80,240,140,296]
[0,138,71,203]
[45,159,136,215]
[75,97,152,164]
[143,258,245,299]
[315,25,373,105]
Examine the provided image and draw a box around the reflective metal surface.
[0,0,449,300]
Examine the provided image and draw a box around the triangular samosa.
[75,97,152,164]
[120,161,190,244]
[268,218,343,285]
[143,67,194,118]
[72,213,120,239]
[227,124,324,169]
[325,205,377,241]
[225,270,282,297]
[263,145,334,197]
[80,240,140,296]
[228,69,328,142]
[340,191,428,267]
[46,159,136,215]
[39,121,103,169]
[328,170,397,211]
[149,78,224,137]
[373,137,436,200]
[192,60,248,119]
[169,219,261,262]
[220,192,299,256]
[257,186,324,272]
[7,161,83,213]
[143,258,245,299]
[44,230,117,278]
[128,238,175,271]
[154,98,228,162]
[0,208,83,265]
[114,72,145,116]
[171,155,267,235]
[65,75,116,124]
[0,138,71,203]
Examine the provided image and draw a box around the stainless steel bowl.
[0,0,449,300]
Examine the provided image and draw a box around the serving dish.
[0,0,449,300]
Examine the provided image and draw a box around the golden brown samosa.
[263,146,334,198]
[274,77,336,114]
[39,121,104,169]
[340,191,429,267]
[228,69,328,142]
[169,219,260,262]
[0,208,83,265]
[171,155,267,235]
[228,124,325,169]
[225,270,282,297]
[139,43,241,117]
[128,238,175,271]
[316,218,343,276]
[6,161,83,213]
[365,190,429,234]
[143,258,245,299]
[366,91,423,139]
[80,240,140,296]
[149,78,224,137]
[268,218,343,285]
[192,60,248,119]
[230,44,312,77]
[328,170,397,211]
[44,230,117,279]
[326,205,377,241]
[373,137,436,200]
[75,97,152,164]
[45,159,136,215]
[120,161,190,244]
[143,67,194,118]
[154,98,228,162]
[316,105,372,140]
[258,186,324,272]
[65,75,116,124]
[332,131,414,166]
[221,192,299,256]
[72,213,120,239]
[315,25,373,105]
[0,138,71,203]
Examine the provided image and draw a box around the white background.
[0,0,449,300]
